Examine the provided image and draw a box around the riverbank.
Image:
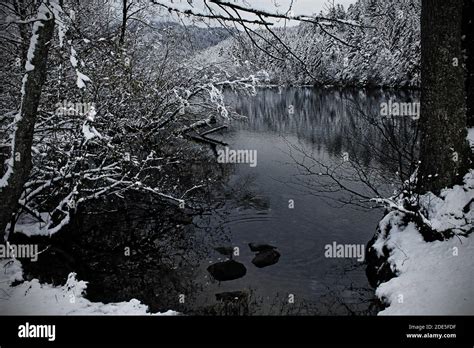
[367,129,474,315]
[0,258,177,315]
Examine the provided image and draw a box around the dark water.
[187,87,418,315]
[18,87,418,315]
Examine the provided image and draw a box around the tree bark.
[418,0,471,194]
[463,0,474,128]
[119,0,129,46]
[0,8,55,240]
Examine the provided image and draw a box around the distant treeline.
[205,0,420,88]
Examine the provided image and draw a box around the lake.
[187,86,417,314]
[18,87,419,315]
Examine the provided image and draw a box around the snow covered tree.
[0,0,262,240]
[0,1,56,240]
[214,0,421,87]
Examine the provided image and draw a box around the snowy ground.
[374,217,473,315]
[0,259,177,315]
[372,164,473,315]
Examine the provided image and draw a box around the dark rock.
[248,243,277,252]
[365,232,396,288]
[207,260,246,281]
[251,249,280,268]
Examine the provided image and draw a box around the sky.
[252,0,357,16]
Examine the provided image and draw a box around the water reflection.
[226,87,419,206]
[230,87,419,180]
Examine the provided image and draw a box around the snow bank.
[0,259,177,315]
[375,222,473,315]
[371,169,473,315]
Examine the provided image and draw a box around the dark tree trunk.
[418,0,471,194]
[0,10,55,240]
[463,0,474,128]
[119,0,129,46]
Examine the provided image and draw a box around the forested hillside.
[196,0,420,87]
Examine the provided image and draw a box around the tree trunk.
[119,0,129,46]
[0,8,55,240]
[463,0,474,128]
[418,0,471,194]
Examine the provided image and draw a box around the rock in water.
[248,243,277,252]
[207,260,247,281]
[251,249,280,268]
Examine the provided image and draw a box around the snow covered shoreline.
[368,166,473,315]
[2,170,471,316]
[0,259,177,315]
